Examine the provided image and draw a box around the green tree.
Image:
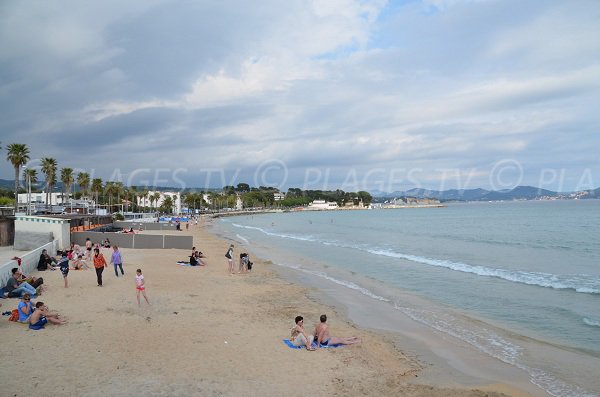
[60,167,74,205]
[140,189,149,212]
[236,183,250,193]
[23,168,38,214]
[6,143,30,212]
[91,178,103,210]
[77,172,90,197]
[159,195,174,214]
[356,191,373,206]
[41,157,58,208]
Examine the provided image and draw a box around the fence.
[0,240,59,288]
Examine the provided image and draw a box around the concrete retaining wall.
[15,216,70,250]
[13,231,54,251]
[71,231,192,250]
[114,221,178,232]
[1,240,58,288]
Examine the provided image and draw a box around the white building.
[273,192,285,201]
[308,200,339,210]
[136,191,182,214]
[18,192,68,205]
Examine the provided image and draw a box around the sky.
[1,0,599,193]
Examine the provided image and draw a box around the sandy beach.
[0,221,526,396]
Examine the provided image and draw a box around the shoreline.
[0,220,527,396]
[206,217,536,397]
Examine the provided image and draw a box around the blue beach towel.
[176,262,192,267]
[282,339,343,349]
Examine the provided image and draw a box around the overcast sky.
[1,0,599,193]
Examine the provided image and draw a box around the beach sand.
[0,221,526,396]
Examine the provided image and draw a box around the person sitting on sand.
[5,268,38,298]
[37,249,57,271]
[17,293,35,323]
[314,314,361,347]
[195,251,206,266]
[71,253,89,270]
[290,315,315,350]
[29,301,66,329]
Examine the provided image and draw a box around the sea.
[209,200,600,397]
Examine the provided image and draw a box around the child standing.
[93,248,108,286]
[135,269,150,306]
[110,245,124,277]
[58,252,69,288]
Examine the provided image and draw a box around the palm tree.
[6,143,30,212]
[104,182,115,212]
[140,189,149,213]
[152,192,161,213]
[41,157,57,209]
[23,168,38,215]
[91,178,103,211]
[60,167,74,206]
[77,172,90,198]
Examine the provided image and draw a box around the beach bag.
[225,251,231,259]
[8,309,19,322]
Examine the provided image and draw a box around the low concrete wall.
[0,240,58,288]
[132,234,164,249]
[114,221,178,232]
[71,231,192,250]
[165,235,193,250]
[71,232,134,249]
[13,231,54,251]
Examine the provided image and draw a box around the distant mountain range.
[371,185,600,201]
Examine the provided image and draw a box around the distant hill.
[373,185,585,202]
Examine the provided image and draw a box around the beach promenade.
[0,221,523,396]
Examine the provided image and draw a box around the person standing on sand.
[225,244,234,274]
[314,314,361,347]
[58,253,69,288]
[135,269,150,306]
[291,315,315,350]
[110,245,125,277]
[85,237,93,260]
[93,248,108,286]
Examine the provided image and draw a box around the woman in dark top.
[37,249,57,271]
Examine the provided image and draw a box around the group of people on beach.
[290,314,361,351]
[225,244,253,274]
[43,241,125,288]
[2,238,151,330]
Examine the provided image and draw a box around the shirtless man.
[29,301,66,328]
[314,314,361,347]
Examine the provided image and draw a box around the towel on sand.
[282,339,342,349]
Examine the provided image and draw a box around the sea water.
[211,200,600,396]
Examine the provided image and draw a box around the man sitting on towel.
[314,314,361,348]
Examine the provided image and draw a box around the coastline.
[0,220,527,396]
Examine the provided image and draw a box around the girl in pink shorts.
[135,269,150,307]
